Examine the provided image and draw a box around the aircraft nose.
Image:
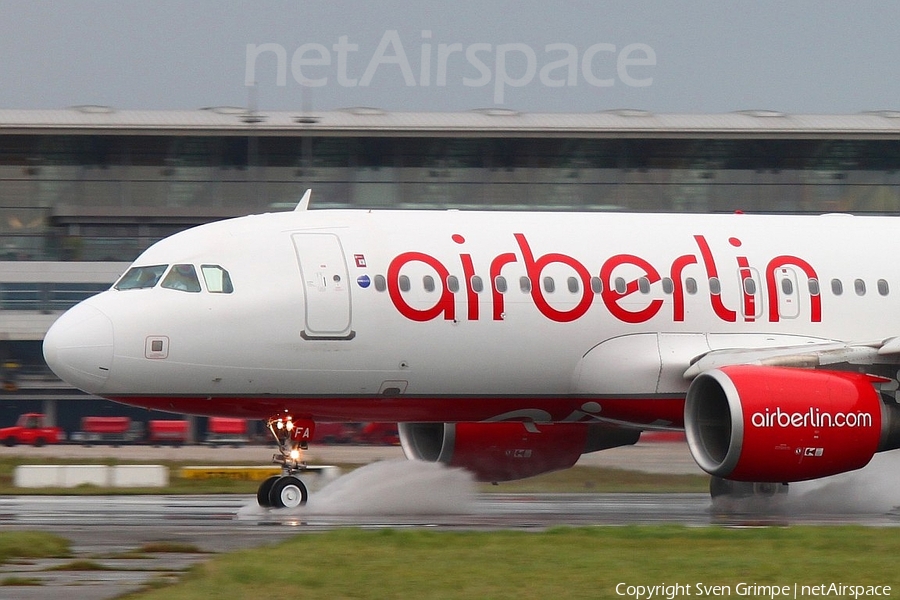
[43,302,114,394]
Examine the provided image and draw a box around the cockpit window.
[201,265,234,293]
[161,264,202,292]
[114,265,168,290]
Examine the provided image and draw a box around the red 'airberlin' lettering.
[599,254,663,323]
[514,234,593,323]
[388,252,455,321]
[489,252,517,320]
[694,234,737,323]
[454,235,479,322]
[766,256,822,323]
[669,253,698,322]
[383,233,821,325]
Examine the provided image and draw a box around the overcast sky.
[1,0,898,114]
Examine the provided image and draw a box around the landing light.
[290,449,301,461]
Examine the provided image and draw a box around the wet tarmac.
[2,444,900,599]
[2,490,900,600]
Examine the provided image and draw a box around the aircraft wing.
[682,339,900,380]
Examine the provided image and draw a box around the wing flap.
[683,341,889,379]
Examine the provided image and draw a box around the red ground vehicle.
[313,422,358,444]
[71,416,144,445]
[357,423,400,445]
[205,417,249,447]
[0,413,64,447]
[147,420,188,446]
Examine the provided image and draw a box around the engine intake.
[399,421,640,482]
[685,365,900,482]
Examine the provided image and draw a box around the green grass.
[122,526,900,600]
[96,543,206,561]
[0,531,70,565]
[44,559,113,571]
[0,576,43,586]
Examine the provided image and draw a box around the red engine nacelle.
[398,421,640,482]
[685,365,900,482]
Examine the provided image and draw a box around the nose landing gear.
[257,415,315,508]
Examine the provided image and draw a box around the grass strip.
[0,576,43,586]
[44,559,114,571]
[123,526,900,600]
[0,531,70,565]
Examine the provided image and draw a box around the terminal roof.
[2,107,900,138]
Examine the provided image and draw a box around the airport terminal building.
[3,106,900,427]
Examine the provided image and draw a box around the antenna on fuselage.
[295,189,312,211]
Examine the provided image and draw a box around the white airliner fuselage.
[42,207,900,504]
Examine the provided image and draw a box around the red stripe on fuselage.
[106,394,685,428]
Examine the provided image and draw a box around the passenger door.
[292,233,354,340]
[773,266,800,320]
